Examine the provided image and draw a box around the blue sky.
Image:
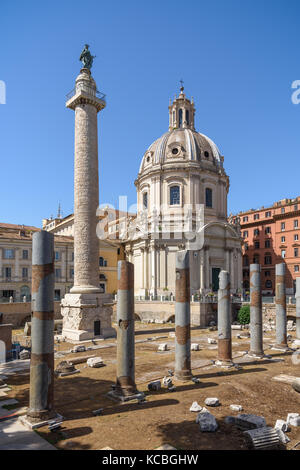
[1,0,300,227]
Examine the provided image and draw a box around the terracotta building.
[232,196,300,295]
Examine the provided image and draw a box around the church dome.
[139,128,222,173]
[138,86,224,175]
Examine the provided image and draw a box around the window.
[294,265,299,272]
[55,251,60,261]
[265,227,271,234]
[254,214,260,220]
[22,268,28,279]
[243,216,248,222]
[204,151,209,158]
[70,269,74,278]
[244,242,249,251]
[205,188,213,208]
[281,236,286,243]
[99,257,107,267]
[55,268,61,278]
[265,280,272,288]
[281,250,286,259]
[265,211,271,217]
[265,240,271,248]
[172,147,179,155]
[243,231,248,238]
[100,283,106,293]
[253,254,260,263]
[143,192,148,209]
[254,241,260,249]
[265,270,271,277]
[4,249,14,259]
[295,248,299,257]
[170,185,180,205]
[72,252,74,261]
[186,109,189,125]
[117,248,120,255]
[5,267,11,279]
[295,204,298,211]
[254,229,259,237]
[295,234,299,241]
[243,256,249,267]
[179,109,183,127]
[22,250,28,260]
[281,222,285,232]
[281,207,285,214]
[294,220,298,229]
[264,254,272,265]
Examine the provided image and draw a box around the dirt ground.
[3,323,300,450]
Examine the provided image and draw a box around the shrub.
[238,305,250,325]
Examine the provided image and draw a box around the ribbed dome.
[139,128,223,174]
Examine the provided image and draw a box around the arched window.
[179,109,183,127]
[170,185,180,205]
[205,188,213,208]
[99,257,107,267]
[186,109,189,125]
[143,192,148,209]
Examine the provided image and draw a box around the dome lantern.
[168,81,195,131]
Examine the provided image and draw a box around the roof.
[139,128,223,174]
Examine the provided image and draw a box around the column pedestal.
[61,293,115,341]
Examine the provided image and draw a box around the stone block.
[191,343,200,351]
[190,401,202,412]
[287,412,300,425]
[72,345,86,353]
[207,338,217,344]
[19,350,30,360]
[236,414,266,430]
[87,357,104,368]
[275,428,290,444]
[196,412,218,432]
[158,343,168,351]
[230,404,243,412]
[147,380,161,391]
[274,419,288,432]
[205,397,220,407]
[162,376,172,388]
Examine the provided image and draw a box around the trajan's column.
[61,45,115,340]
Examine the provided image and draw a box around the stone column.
[249,263,264,357]
[108,261,144,402]
[61,66,115,341]
[26,231,56,423]
[175,250,192,381]
[275,263,288,350]
[200,249,204,293]
[14,248,19,281]
[216,270,233,366]
[205,247,210,290]
[296,277,300,340]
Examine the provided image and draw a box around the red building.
[233,197,300,295]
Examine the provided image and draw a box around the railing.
[66,85,106,103]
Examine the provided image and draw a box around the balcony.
[66,84,106,104]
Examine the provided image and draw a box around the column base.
[215,359,235,368]
[248,351,265,359]
[271,344,292,352]
[107,390,145,403]
[61,293,116,341]
[20,412,63,430]
[174,370,193,381]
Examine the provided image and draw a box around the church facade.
[124,86,242,296]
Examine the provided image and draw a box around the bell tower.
[169,82,195,131]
